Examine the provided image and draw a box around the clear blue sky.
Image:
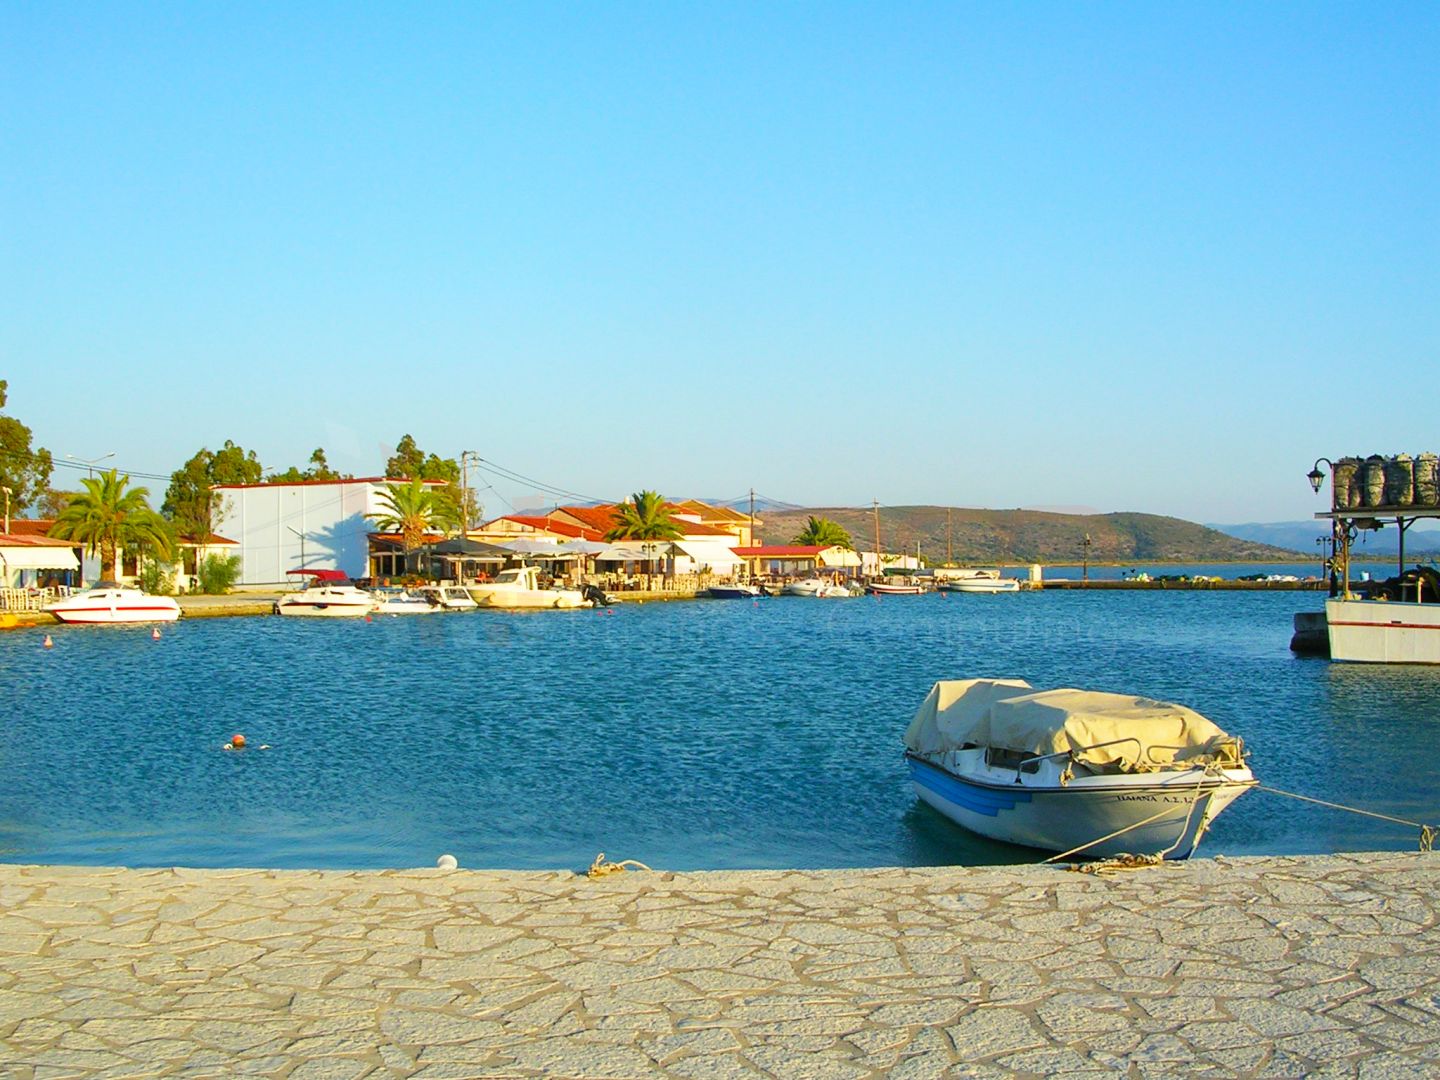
[4,4,1436,523]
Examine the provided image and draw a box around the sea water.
[2,589,1436,871]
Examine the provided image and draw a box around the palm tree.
[367,478,461,574]
[792,515,854,550]
[604,490,684,542]
[605,490,683,583]
[49,470,173,580]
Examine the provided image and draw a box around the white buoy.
[436,854,458,870]
[43,634,53,649]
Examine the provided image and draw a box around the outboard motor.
[582,583,613,607]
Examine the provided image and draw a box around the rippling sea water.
[3,590,1436,871]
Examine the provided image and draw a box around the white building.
[213,477,443,585]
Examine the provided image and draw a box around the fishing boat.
[781,577,856,598]
[275,569,375,618]
[44,582,181,624]
[371,586,441,615]
[866,578,925,595]
[937,570,1021,593]
[904,678,1255,860]
[467,565,587,609]
[706,582,765,599]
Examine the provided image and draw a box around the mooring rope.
[1257,784,1437,853]
[586,852,654,878]
[1043,772,1211,872]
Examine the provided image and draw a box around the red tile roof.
[732,545,827,557]
[503,516,606,541]
[0,533,78,548]
[214,477,447,490]
[551,506,621,533]
[3,519,59,538]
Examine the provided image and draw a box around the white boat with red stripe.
[275,569,375,618]
[45,582,181,624]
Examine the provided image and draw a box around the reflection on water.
[1,589,1433,870]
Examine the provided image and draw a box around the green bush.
[137,561,175,595]
[198,554,242,594]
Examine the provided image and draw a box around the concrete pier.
[2,852,1437,1077]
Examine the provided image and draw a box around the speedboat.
[415,585,479,611]
[44,582,181,624]
[781,577,855,598]
[275,569,375,618]
[466,566,587,609]
[705,583,764,599]
[904,678,1255,861]
[938,570,1020,593]
[372,586,441,615]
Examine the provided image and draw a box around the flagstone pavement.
[1,852,1437,1078]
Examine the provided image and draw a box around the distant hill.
[1211,521,1440,560]
[753,506,1305,563]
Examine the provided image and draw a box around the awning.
[0,545,81,572]
[428,537,512,561]
[672,541,743,569]
[595,542,673,562]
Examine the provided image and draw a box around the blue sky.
[4,4,1436,523]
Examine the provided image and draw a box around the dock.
[2,852,1436,1077]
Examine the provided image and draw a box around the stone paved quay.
[2,853,1437,1079]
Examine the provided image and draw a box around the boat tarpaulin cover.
[904,678,1034,756]
[905,679,1239,771]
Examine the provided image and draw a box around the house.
[470,514,606,546]
[731,544,863,578]
[0,522,82,591]
[212,477,448,585]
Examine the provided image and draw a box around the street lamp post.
[1082,533,1091,586]
[66,451,116,479]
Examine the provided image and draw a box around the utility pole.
[459,450,480,533]
[748,488,756,581]
[1083,533,1091,586]
[947,507,952,565]
[873,499,882,577]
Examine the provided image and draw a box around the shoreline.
[3,851,1436,1077]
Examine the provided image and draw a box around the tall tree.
[604,491,684,541]
[0,379,54,516]
[791,516,854,550]
[50,470,173,579]
[385,435,460,484]
[366,478,462,572]
[266,447,347,483]
[164,440,263,539]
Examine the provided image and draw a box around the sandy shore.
[2,852,1437,1078]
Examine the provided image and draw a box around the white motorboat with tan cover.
[904,678,1255,860]
[466,565,586,609]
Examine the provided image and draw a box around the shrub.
[198,554,242,594]
[137,561,175,595]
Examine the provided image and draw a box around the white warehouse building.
[212,477,441,585]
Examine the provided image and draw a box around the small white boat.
[371,587,441,615]
[275,570,375,618]
[781,577,856,598]
[904,679,1255,860]
[415,584,479,611]
[467,566,587,609]
[44,582,181,624]
[938,570,1020,593]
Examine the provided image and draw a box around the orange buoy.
[151,626,162,639]
[231,733,246,749]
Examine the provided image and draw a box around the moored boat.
[706,583,764,599]
[415,584,479,611]
[866,578,925,595]
[372,586,441,615]
[467,565,587,609]
[937,570,1021,593]
[903,678,1255,860]
[44,583,181,624]
[781,577,856,598]
[275,569,375,618]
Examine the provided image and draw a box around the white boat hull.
[942,580,1020,593]
[1325,597,1440,664]
[781,581,855,598]
[46,590,181,624]
[275,587,375,618]
[908,754,1254,860]
[468,586,586,609]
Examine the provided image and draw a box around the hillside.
[1210,521,1440,559]
[753,506,1304,564]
